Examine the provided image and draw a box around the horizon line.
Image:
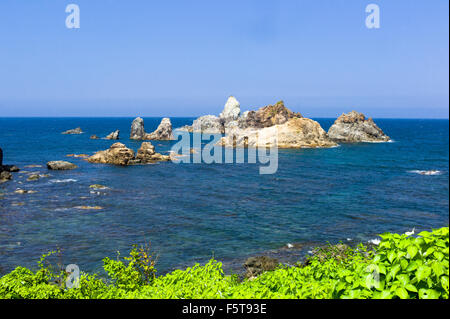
[0,116,448,120]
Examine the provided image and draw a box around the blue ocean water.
[0,118,448,275]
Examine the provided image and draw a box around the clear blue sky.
[0,0,448,118]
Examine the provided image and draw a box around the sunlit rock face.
[327,111,390,143]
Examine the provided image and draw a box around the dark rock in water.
[327,111,390,143]
[0,148,19,182]
[46,161,78,170]
[243,256,279,279]
[90,135,99,139]
[105,130,120,140]
[1,165,20,172]
[62,127,83,135]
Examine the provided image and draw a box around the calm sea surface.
[0,118,448,275]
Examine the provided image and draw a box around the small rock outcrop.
[219,96,241,123]
[87,143,135,165]
[106,130,120,140]
[90,135,99,139]
[220,117,337,149]
[130,117,175,140]
[327,111,390,143]
[187,96,242,134]
[87,142,170,166]
[130,117,146,140]
[1,148,19,182]
[239,101,302,129]
[62,127,83,135]
[47,161,78,170]
[243,256,279,279]
[187,98,303,135]
[136,142,171,162]
[192,115,224,134]
[145,118,174,140]
[0,171,12,183]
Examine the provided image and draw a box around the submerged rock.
[220,117,337,149]
[27,174,40,181]
[89,184,109,190]
[62,127,83,135]
[145,118,174,140]
[14,188,37,194]
[327,111,390,143]
[105,130,120,140]
[75,206,103,210]
[47,161,78,170]
[0,171,12,183]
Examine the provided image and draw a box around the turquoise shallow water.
[0,118,448,275]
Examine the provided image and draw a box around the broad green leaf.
[431,262,444,278]
[433,251,444,261]
[416,265,431,282]
[396,274,410,286]
[407,245,418,259]
[387,251,396,264]
[404,284,418,293]
[395,287,409,299]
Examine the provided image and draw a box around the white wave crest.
[408,170,443,176]
[49,179,78,183]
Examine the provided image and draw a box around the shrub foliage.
[0,227,448,299]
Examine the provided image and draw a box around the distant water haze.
[0,96,448,118]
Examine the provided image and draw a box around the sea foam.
[408,170,443,176]
[49,179,78,183]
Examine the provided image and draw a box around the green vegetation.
[0,227,448,299]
